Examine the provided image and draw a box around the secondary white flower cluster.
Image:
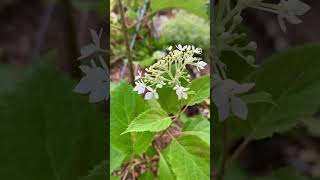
[213,0,310,69]
[134,45,207,100]
[212,0,310,121]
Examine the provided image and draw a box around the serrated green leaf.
[158,153,175,180]
[122,108,172,134]
[165,134,210,180]
[183,116,210,145]
[111,82,154,155]
[110,146,126,174]
[236,45,320,140]
[150,0,209,20]
[187,75,210,106]
[157,86,181,114]
[0,53,106,180]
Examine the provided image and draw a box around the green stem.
[227,136,251,167]
[117,0,135,85]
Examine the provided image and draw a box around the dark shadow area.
[0,0,108,179]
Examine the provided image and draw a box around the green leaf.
[122,108,172,134]
[241,92,274,105]
[157,86,181,114]
[139,170,155,180]
[238,45,320,139]
[110,82,154,155]
[110,82,120,92]
[158,153,175,180]
[110,146,126,174]
[187,75,210,106]
[165,134,210,180]
[183,116,210,145]
[150,0,209,20]
[0,53,106,180]
[80,161,107,180]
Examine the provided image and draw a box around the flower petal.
[145,92,153,100]
[231,96,248,120]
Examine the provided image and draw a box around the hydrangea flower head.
[133,45,207,100]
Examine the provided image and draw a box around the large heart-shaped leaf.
[158,152,175,180]
[214,45,320,167]
[183,115,210,145]
[213,9,320,176]
[238,45,320,139]
[165,134,210,180]
[110,82,154,155]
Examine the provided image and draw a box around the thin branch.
[128,13,152,28]
[227,136,251,166]
[117,0,135,85]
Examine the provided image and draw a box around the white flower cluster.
[214,0,310,68]
[212,0,310,121]
[134,45,207,100]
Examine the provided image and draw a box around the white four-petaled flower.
[145,87,159,100]
[176,44,186,51]
[195,61,207,71]
[193,47,202,54]
[133,81,146,94]
[174,85,189,100]
[277,0,310,32]
[135,70,143,80]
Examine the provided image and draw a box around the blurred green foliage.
[0,53,106,180]
[160,11,210,57]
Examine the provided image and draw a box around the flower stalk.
[117,0,135,85]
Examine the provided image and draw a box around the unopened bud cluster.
[214,0,310,68]
[134,45,207,100]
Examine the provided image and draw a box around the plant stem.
[227,136,251,167]
[117,0,135,85]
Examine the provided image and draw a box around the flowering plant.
[110,42,210,180]
[134,45,206,100]
[212,0,320,179]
